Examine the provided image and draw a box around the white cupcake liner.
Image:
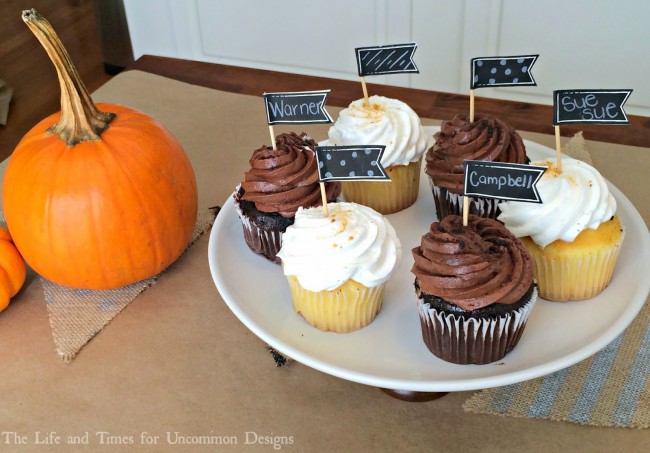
[417,287,538,365]
[530,236,623,301]
[342,158,422,215]
[429,177,501,220]
[287,277,385,333]
[233,190,284,264]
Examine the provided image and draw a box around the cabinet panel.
[123,0,649,115]
[123,0,178,59]
[196,0,396,81]
[410,1,465,94]
[463,0,649,115]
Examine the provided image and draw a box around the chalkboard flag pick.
[469,55,538,122]
[552,89,632,171]
[263,90,333,149]
[355,43,418,103]
[314,145,390,216]
[462,160,547,226]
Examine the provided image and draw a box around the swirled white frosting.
[276,202,401,291]
[498,157,616,247]
[327,95,427,167]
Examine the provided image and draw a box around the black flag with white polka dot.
[470,55,538,89]
[314,146,390,182]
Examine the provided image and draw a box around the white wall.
[123,0,650,116]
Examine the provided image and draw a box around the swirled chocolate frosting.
[411,215,533,311]
[240,132,340,218]
[425,114,527,194]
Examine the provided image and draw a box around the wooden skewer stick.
[319,182,329,216]
[268,125,276,150]
[469,89,475,123]
[554,125,562,173]
[360,76,369,104]
[466,89,475,225]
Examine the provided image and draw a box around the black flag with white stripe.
[355,43,418,77]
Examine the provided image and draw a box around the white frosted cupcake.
[498,158,624,301]
[276,202,401,332]
[327,96,427,214]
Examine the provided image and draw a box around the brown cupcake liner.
[417,287,537,365]
[342,158,422,215]
[234,196,284,264]
[429,177,501,220]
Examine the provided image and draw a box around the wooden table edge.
[129,55,650,148]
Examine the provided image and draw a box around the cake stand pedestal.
[380,388,449,402]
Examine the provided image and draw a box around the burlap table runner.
[25,209,216,362]
[463,133,650,428]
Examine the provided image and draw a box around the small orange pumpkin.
[1,10,198,290]
[0,227,26,312]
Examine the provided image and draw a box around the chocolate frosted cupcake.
[234,132,341,263]
[425,114,527,220]
[411,215,537,364]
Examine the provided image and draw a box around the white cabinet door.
[462,0,649,115]
[123,0,649,115]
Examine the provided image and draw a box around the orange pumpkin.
[0,227,26,312]
[1,10,198,290]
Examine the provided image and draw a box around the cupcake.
[277,202,401,333]
[234,132,341,263]
[425,113,528,220]
[498,157,624,301]
[327,95,427,214]
[411,215,537,364]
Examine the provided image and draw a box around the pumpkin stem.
[22,9,115,146]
